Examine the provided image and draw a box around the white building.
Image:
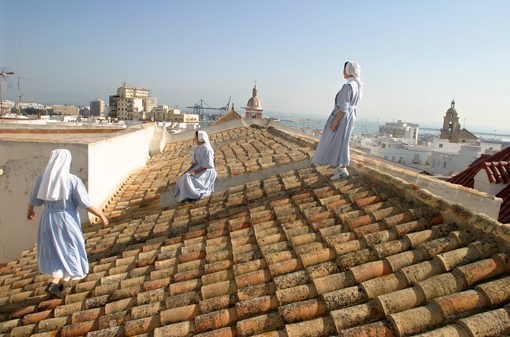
[109,83,157,120]
[355,135,502,176]
[152,106,199,123]
[90,99,106,116]
[379,120,419,145]
[1,100,15,115]
[52,105,80,115]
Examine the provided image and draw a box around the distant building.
[90,99,106,116]
[109,83,157,120]
[0,100,13,115]
[80,107,91,117]
[151,105,199,123]
[243,85,263,119]
[379,120,419,145]
[355,134,501,176]
[440,100,478,143]
[52,105,79,115]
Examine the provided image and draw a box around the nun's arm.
[330,110,346,132]
[87,206,109,227]
[190,167,207,176]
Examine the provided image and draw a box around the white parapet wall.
[0,123,157,262]
[351,150,503,220]
[0,141,89,263]
[87,124,156,209]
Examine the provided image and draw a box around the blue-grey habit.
[312,80,360,167]
[29,174,91,279]
[175,144,217,202]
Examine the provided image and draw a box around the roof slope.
[211,110,243,126]
[1,125,509,337]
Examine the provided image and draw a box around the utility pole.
[16,76,23,115]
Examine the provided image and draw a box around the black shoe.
[45,282,63,299]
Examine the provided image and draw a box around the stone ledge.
[352,162,510,245]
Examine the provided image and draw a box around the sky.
[1,0,509,132]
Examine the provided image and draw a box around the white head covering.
[197,131,210,145]
[37,149,72,201]
[345,61,363,99]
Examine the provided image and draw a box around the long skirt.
[312,109,357,167]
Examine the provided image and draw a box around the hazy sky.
[1,1,509,131]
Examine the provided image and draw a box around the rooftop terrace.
[0,124,509,337]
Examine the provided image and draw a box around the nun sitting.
[27,149,108,298]
[175,130,217,203]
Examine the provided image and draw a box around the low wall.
[0,141,89,263]
[0,124,157,262]
[351,150,503,220]
[87,124,155,208]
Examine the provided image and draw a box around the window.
[439,144,443,148]
[443,162,447,168]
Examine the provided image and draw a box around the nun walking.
[175,130,217,203]
[27,149,108,298]
[312,61,363,179]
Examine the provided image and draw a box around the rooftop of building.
[449,146,510,224]
[1,123,509,337]
[0,123,143,144]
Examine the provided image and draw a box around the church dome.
[247,96,262,108]
[246,85,262,109]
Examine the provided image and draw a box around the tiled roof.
[449,147,510,188]
[211,110,243,126]
[482,161,510,184]
[497,184,510,224]
[449,147,510,224]
[1,125,510,337]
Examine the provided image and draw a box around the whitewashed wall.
[87,125,155,208]
[0,124,157,262]
[0,141,89,263]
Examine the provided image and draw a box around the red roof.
[449,147,510,223]
[482,161,510,183]
[497,184,510,223]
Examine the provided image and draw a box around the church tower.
[439,99,478,143]
[243,84,263,119]
[440,100,461,140]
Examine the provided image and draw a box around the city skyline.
[1,0,509,131]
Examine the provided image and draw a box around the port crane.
[186,96,232,119]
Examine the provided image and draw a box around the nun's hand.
[27,209,36,221]
[99,215,109,227]
[330,123,338,132]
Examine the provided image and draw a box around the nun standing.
[175,130,217,202]
[312,61,363,179]
[27,149,108,298]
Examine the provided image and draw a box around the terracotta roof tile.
[2,125,510,337]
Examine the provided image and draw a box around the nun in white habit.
[312,61,363,179]
[27,149,108,298]
[175,131,217,203]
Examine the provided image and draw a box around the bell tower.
[440,99,461,140]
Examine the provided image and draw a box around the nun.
[312,61,363,179]
[175,130,217,203]
[27,149,108,298]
